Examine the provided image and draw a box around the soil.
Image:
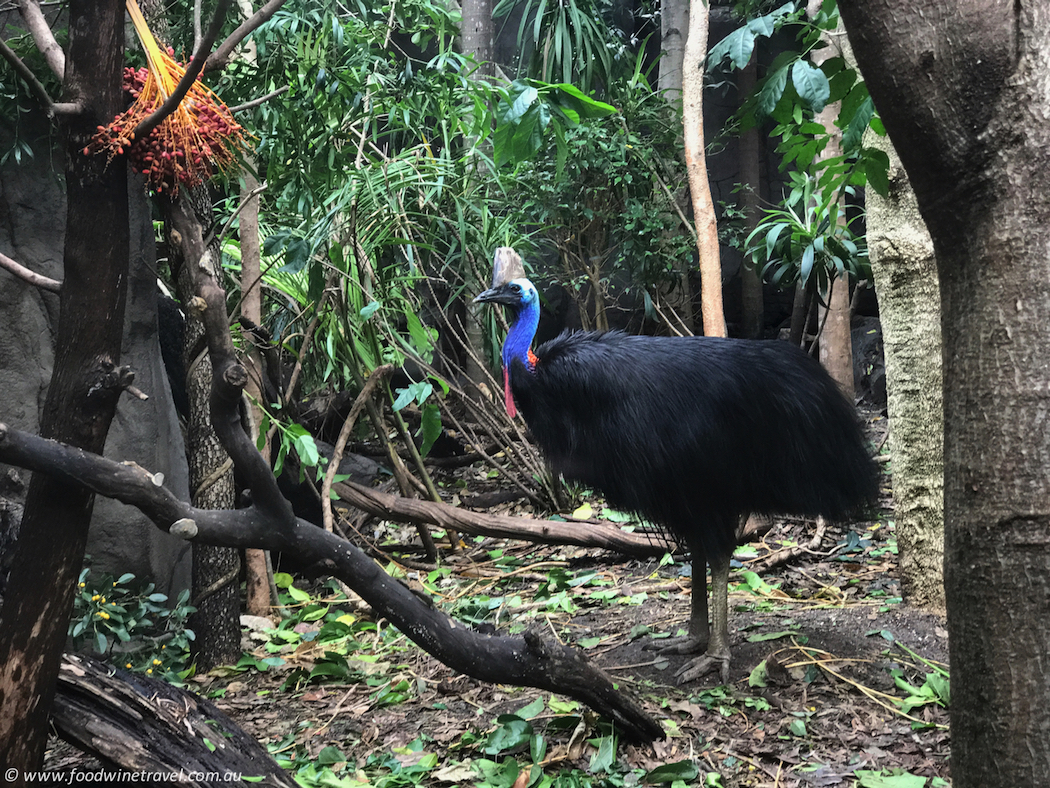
[44,422,952,786]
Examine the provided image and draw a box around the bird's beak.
[473,285,516,305]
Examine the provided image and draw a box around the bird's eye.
[510,284,521,293]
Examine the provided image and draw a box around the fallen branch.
[332,478,672,557]
[52,653,296,785]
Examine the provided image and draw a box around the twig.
[747,517,827,573]
[229,85,290,113]
[321,364,395,533]
[0,250,62,293]
[206,0,287,72]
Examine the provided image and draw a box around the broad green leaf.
[842,95,875,152]
[855,771,928,788]
[516,696,546,719]
[418,402,442,457]
[757,65,789,116]
[800,243,815,283]
[791,60,830,113]
[589,734,615,773]
[707,27,755,71]
[644,761,700,783]
[484,715,533,754]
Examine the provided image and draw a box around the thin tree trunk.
[167,190,241,670]
[239,170,272,617]
[682,0,724,338]
[0,0,129,769]
[738,57,764,338]
[865,131,944,610]
[807,1,853,398]
[659,0,688,101]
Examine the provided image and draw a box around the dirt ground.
[44,427,952,786]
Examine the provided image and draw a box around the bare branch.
[206,0,287,72]
[0,250,62,293]
[228,85,290,113]
[131,0,234,144]
[18,0,64,80]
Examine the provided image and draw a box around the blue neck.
[502,297,539,371]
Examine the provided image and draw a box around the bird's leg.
[647,551,709,654]
[674,551,731,684]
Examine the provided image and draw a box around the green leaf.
[842,95,875,152]
[418,403,442,457]
[707,27,755,71]
[855,770,928,788]
[499,82,540,125]
[791,60,830,113]
[757,65,789,116]
[644,760,700,783]
[516,696,546,719]
[589,734,615,773]
[484,715,533,754]
[788,718,807,737]
[747,630,797,642]
[748,659,768,688]
[800,243,815,283]
[863,147,891,196]
[316,745,346,765]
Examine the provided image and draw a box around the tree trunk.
[167,191,242,670]
[738,57,764,339]
[841,3,1050,782]
[659,0,689,101]
[807,1,853,398]
[682,0,724,338]
[0,0,129,770]
[239,171,273,617]
[865,131,944,611]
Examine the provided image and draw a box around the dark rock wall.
[0,116,191,596]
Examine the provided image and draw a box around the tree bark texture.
[737,58,764,339]
[0,0,129,771]
[52,653,296,786]
[806,2,854,398]
[682,0,725,338]
[239,170,273,617]
[841,2,1050,782]
[168,191,242,671]
[659,0,689,101]
[864,131,944,611]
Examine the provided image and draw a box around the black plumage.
[476,248,879,682]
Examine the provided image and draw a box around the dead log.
[332,479,673,556]
[51,653,296,787]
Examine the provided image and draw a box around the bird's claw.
[674,652,731,685]
[645,634,708,656]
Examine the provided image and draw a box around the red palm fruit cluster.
[85,60,248,194]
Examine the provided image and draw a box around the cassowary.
[475,247,879,683]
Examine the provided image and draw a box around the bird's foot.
[645,634,708,656]
[674,650,731,685]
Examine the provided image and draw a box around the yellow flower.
[153,658,162,665]
[146,668,153,674]
[99,597,106,604]
[91,594,100,601]
[79,582,86,588]
[126,663,133,669]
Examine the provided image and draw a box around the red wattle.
[503,367,517,418]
